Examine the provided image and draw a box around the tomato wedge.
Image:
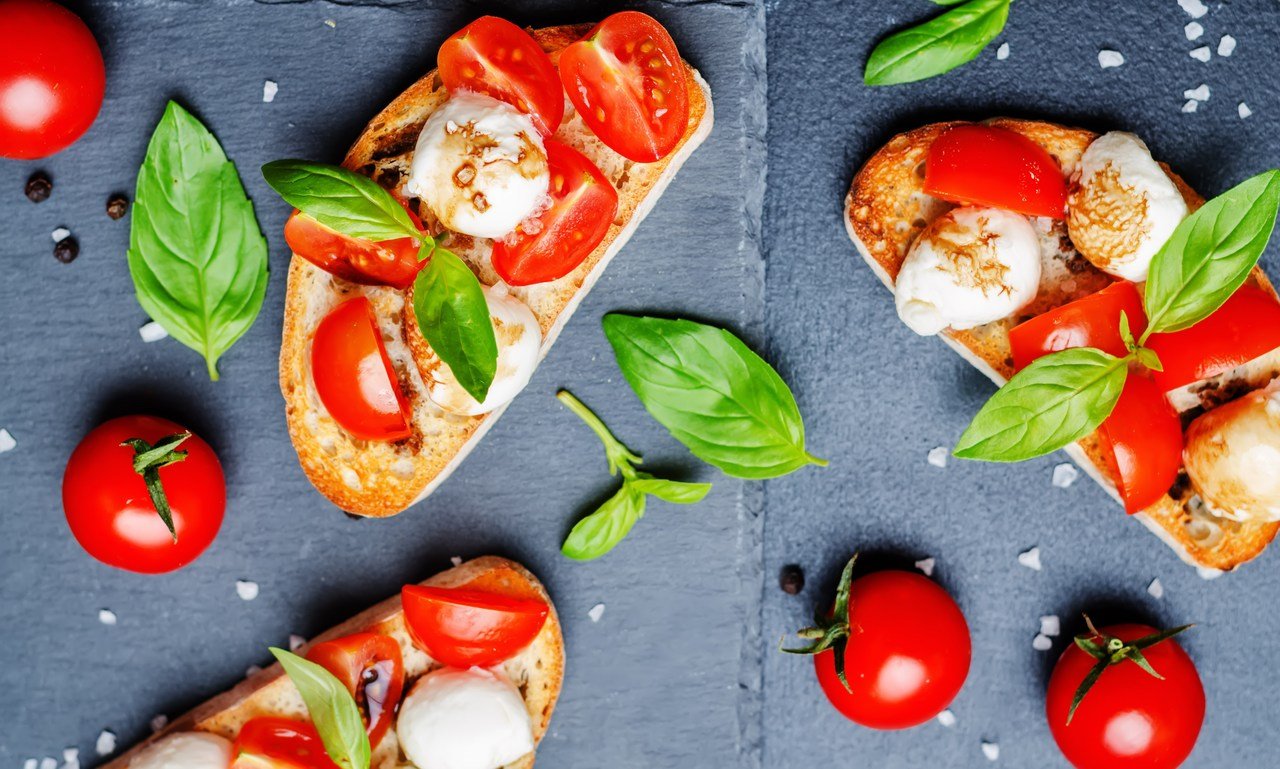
[559,11,690,162]
[306,633,404,749]
[439,16,564,135]
[402,585,549,668]
[311,297,412,441]
[1098,374,1184,513]
[925,124,1068,219]
[1146,285,1280,391]
[1010,282,1147,371]
[231,718,338,769]
[284,208,423,290]
[492,139,618,285]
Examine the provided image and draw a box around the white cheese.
[397,668,534,769]
[427,284,541,416]
[128,733,231,769]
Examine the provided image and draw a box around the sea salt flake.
[1239,102,1253,118]
[996,42,1010,60]
[1032,633,1053,651]
[289,634,306,651]
[588,603,606,623]
[52,227,71,242]
[1098,50,1125,68]
[323,19,336,28]
[95,731,116,756]
[1148,578,1165,599]
[246,664,263,677]
[927,446,949,468]
[1018,546,1042,571]
[982,741,1000,761]
[1178,0,1208,19]
[41,759,56,769]
[0,428,16,453]
[450,556,463,567]
[24,760,37,769]
[914,557,936,577]
[1182,100,1199,113]
[1052,463,1079,488]
[98,609,117,625]
[139,321,168,343]
[1184,21,1203,40]
[150,714,168,733]
[937,709,957,727]
[236,580,259,601]
[1184,84,1210,101]
[61,747,80,769]
[1040,615,1061,637]
[1218,35,1236,56]
[262,80,278,103]
[1190,46,1211,62]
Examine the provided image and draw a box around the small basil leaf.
[412,248,498,403]
[954,347,1129,462]
[864,0,1011,86]
[1136,347,1164,372]
[129,101,269,380]
[270,648,370,769]
[1142,169,1280,336]
[602,315,825,479]
[562,484,646,561]
[631,476,712,504]
[261,159,422,242]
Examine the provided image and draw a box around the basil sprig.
[120,432,192,540]
[271,648,370,769]
[864,0,1012,86]
[559,391,711,561]
[128,101,269,380]
[261,160,499,402]
[1065,616,1194,724]
[602,315,826,479]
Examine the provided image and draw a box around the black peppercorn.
[25,172,52,203]
[53,237,79,264]
[106,194,130,220]
[779,564,805,595]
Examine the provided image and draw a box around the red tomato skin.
[1010,281,1148,371]
[0,0,105,159]
[492,139,618,285]
[438,16,563,135]
[1047,624,1204,769]
[231,718,340,769]
[306,633,405,749]
[813,571,971,730]
[401,585,549,669]
[62,416,225,574]
[284,211,423,289]
[924,124,1068,219]
[559,11,691,162]
[310,297,412,442]
[1146,285,1280,391]
[1098,375,1184,514]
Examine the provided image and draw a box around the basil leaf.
[261,159,422,242]
[1142,169,1280,336]
[412,248,498,403]
[270,648,370,769]
[864,0,1011,86]
[953,347,1129,462]
[631,476,712,504]
[562,484,646,561]
[602,315,825,479]
[128,101,269,380]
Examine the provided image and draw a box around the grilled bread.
[281,24,714,517]
[845,118,1280,572]
[102,556,564,769]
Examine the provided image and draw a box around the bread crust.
[279,24,714,518]
[101,556,564,769]
[845,118,1280,572]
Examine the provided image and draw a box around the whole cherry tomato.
[402,584,549,669]
[285,209,424,290]
[306,633,405,749]
[0,0,106,159]
[311,297,412,441]
[231,717,339,769]
[924,124,1068,219]
[438,16,563,135]
[62,416,225,574]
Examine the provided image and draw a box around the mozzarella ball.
[129,732,232,769]
[396,667,535,769]
[1184,383,1280,522]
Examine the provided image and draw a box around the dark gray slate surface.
[2,0,1278,767]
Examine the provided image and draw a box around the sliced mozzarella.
[396,667,534,769]
[427,284,541,416]
[1184,382,1280,522]
[1066,132,1188,281]
[894,206,1041,336]
[128,733,231,769]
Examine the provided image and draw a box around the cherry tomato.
[1146,285,1280,391]
[559,11,690,163]
[311,297,412,442]
[306,633,404,749]
[0,0,105,159]
[285,209,424,290]
[1098,375,1184,513]
[438,16,563,136]
[491,139,618,285]
[402,585,549,668]
[1046,623,1204,769]
[62,416,225,574]
[231,718,339,769]
[924,124,1068,219]
[1010,281,1147,371]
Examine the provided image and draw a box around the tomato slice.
[1098,375,1184,513]
[438,16,564,135]
[401,585,549,668]
[1146,285,1280,391]
[1010,282,1147,371]
[311,297,412,441]
[284,208,424,290]
[924,124,1068,219]
[559,11,690,162]
[306,633,404,749]
[491,139,618,285]
[231,718,339,769]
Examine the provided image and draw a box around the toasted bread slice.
[846,119,1280,572]
[280,24,714,517]
[101,556,563,769]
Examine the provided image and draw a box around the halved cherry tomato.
[439,16,563,135]
[925,124,1068,219]
[1010,282,1147,370]
[492,139,618,285]
[306,633,404,749]
[1098,375,1184,513]
[1146,285,1280,391]
[559,11,690,163]
[284,207,424,290]
[402,585,549,668]
[231,717,339,769]
[311,297,412,441]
